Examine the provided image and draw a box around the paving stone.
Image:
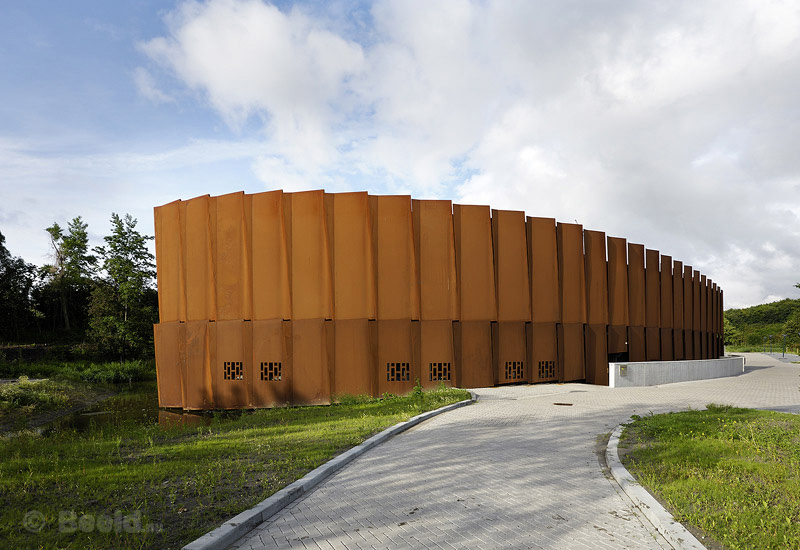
[229,354,800,549]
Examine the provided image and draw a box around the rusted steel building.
[153,190,724,410]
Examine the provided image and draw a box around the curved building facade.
[153,190,723,410]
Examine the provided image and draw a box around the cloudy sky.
[1,0,799,309]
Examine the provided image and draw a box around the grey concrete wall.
[609,356,745,388]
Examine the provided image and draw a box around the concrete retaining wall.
[609,356,745,388]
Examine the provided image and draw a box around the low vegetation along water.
[0,366,470,550]
[621,405,800,550]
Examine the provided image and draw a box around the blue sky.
[2,0,800,309]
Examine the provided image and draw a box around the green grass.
[0,359,156,384]
[0,377,72,411]
[725,345,800,354]
[621,405,800,549]
[0,384,470,550]
[723,345,760,353]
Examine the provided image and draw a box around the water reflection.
[45,382,212,433]
[157,409,209,428]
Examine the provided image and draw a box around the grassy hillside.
[724,298,800,351]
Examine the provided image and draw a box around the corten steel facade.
[153,190,724,410]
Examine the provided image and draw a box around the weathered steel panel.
[414,200,458,321]
[251,191,291,320]
[154,189,729,404]
[211,319,250,409]
[184,196,216,321]
[700,274,708,332]
[492,210,531,322]
[693,330,702,361]
[660,328,674,361]
[377,319,417,395]
[529,323,559,383]
[528,217,560,323]
[709,284,714,335]
[673,329,684,360]
[628,326,646,362]
[585,324,608,385]
[184,320,212,410]
[244,193,253,315]
[215,192,251,321]
[419,320,455,389]
[558,323,585,381]
[715,286,719,343]
[645,248,660,328]
[584,230,608,325]
[371,195,419,320]
[693,270,701,331]
[251,319,292,407]
[709,284,714,336]
[660,255,673,329]
[288,191,333,320]
[607,325,628,356]
[607,236,629,327]
[700,331,708,360]
[454,204,496,322]
[493,321,527,384]
[292,319,332,405]
[672,260,684,330]
[557,223,586,324]
[154,321,184,408]
[645,327,660,361]
[628,244,645,327]
[154,200,185,323]
[683,265,693,329]
[329,192,376,321]
[712,282,718,336]
[332,319,375,397]
[710,282,715,338]
[683,329,693,359]
[454,320,494,388]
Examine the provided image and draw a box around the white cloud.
[133,67,174,104]
[140,0,364,177]
[133,0,800,308]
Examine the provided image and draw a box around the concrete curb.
[606,424,706,550]
[182,391,478,550]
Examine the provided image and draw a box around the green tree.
[0,230,36,341]
[724,298,800,348]
[723,316,741,346]
[89,214,157,359]
[39,217,96,331]
[783,309,800,350]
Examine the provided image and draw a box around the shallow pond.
[45,382,220,433]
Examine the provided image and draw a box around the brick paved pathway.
[230,354,800,549]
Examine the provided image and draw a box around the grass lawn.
[724,346,793,354]
[0,359,156,384]
[621,404,800,549]
[0,384,470,550]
